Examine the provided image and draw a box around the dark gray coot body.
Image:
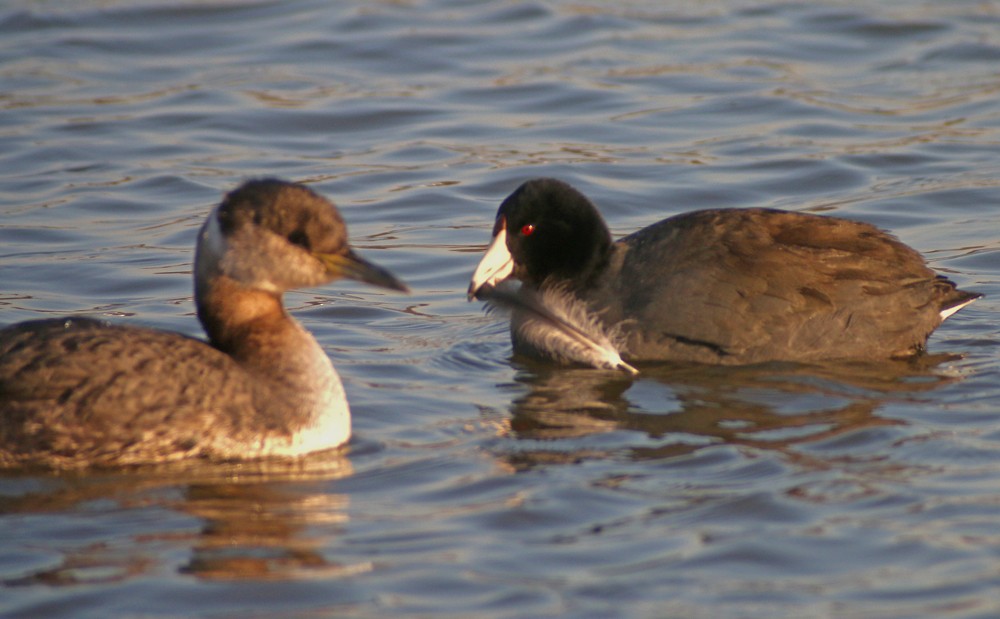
[469,178,980,366]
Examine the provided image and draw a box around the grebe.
[0,179,407,468]
[469,178,980,370]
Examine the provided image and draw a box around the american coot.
[469,178,980,370]
[0,179,407,469]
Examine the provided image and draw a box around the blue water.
[2,1,1000,617]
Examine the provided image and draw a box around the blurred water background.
[2,1,1000,617]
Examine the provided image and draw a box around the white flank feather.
[483,283,638,374]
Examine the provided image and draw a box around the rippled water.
[2,1,1000,617]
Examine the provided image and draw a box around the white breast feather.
[261,343,351,457]
[487,283,638,374]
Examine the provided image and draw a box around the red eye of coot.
[520,224,535,236]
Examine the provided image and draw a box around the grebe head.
[197,179,408,295]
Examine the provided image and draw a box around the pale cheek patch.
[200,212,228,263]
[215,228,290,293]
[228,230,328,292]
[200,213,328,293]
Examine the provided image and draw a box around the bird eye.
[520,224,536,236]
[287,229,310,249]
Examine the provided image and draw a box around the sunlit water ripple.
[2,1,1000,617]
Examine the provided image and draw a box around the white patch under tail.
[484,282,638,375]
[939,295,980,321]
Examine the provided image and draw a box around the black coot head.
[498,178,613,287]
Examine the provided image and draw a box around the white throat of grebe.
[200,209,227,260]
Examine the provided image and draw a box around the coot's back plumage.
[469,178,980,368]
[0,179,407,469]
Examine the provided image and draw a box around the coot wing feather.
[608,209,959,363]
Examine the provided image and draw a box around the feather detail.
[938,293,981,321]
[482,282,638,374]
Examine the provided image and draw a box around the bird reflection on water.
[497,355,963,469]
[0,457,360,584]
